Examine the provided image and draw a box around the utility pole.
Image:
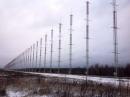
[86,1,90,80]
[39,38,43,72]
[112,0,119,78]
[58,23,62,73]
[44,34,47,73]
[50,29,53,73]
[69,14,73,74]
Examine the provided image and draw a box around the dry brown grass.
[0,76,130,97]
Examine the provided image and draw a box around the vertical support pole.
[29,46,32,72]
[86,1,89,80]
[35,41,39,72]
[28,48,30,72]
[22,52,24,71]
[18,55,19,71]
[21,53,23,71]
[112,0,118,78]
[44,34,47,73]
[23,52,25,71]
[24,51,26,72]
[21,54,22,71]
[39,38,43,72]
[50,29,53,73]
[69,14,73,74]
[112,0,120,95]
[58,23,62,73]
[18,55,20,71]
[27,48,30,72]
[32,44,35,72]
[25,49,28,72]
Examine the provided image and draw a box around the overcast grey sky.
[0,0,130,68]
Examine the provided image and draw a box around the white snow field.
[27,72,130,87]
[6,90,28,97]
[6,89,50,97]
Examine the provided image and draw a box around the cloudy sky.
[0,0,130,68]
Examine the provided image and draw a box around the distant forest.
[19,63,130,77]
[87,63,130,77]
[62,63,130,77]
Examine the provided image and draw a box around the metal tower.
[50,29,53,73]
[35,41,39,72]
[86,1,90,79]
[58,23,62,73]
[21,52,24,71]
[69,14,73,74]
[23,52,25,71]
[32,44,35,72]
[27,48,30,72]
[39,38,43,72]
[28,48,30,72]
[44,34,47,73]
[29,46,32,72]
[112,0,119,78]
[25,49,28,72]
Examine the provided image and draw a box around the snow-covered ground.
[6,89,50,97]
[6,90,28,97]
[2,71,129,97]
[27,72,130,87]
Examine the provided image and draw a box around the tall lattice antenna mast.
[23,50,26,71]
[39,38,43,72]
[25,48,28,71]
[58,23,62,73]
[50,29,53,73]
[32,44,35,72]
[86,1,90,80]
[69,14,73,74]
[35,41,38,72]
[28,47,30,72]
[21,52,24,71]
[112,0,119,78]
[44,34,47,73]
[29,46,32,72]
[27,48,30,72]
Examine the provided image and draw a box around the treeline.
[88,64,130,77]
[19,63,130,77]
